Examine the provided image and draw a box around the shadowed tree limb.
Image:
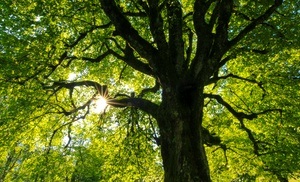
[43,80,108,96]
[147,0,168,52]
[217,47,268,70]
[229,0,283,48]
[69,42,154,76]
[207,73,266,96]
[122,43,155,76]
[100,0,160,73]
[204,93,282,155]
[138,80,160,98]
[191,0,213,77]
[43,80,159,119]
[167,0,185,75]
[107,98,159,119]
[204,93,282,121]
[213,0,233,52]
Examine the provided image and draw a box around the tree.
[0,0,299,181]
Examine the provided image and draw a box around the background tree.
[0,0,299,181]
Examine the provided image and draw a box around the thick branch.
[229,0,283,47]
[107,98,159,119]
[69,44,154,76]
[167,0,185,74]
[191,0,214,77]
[138,79,160,98]
[44,80,159,118]
[122,44,154,76]
[148,0,168,52]
[100,0,159,71]
[214,0,233,51]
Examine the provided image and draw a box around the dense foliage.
[0,0,299,181]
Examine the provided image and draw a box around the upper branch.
[229,0,283,48]
[190,0,214,77]
[167,0,185,74]
[122,43,154,76]
[213,0,233,53]
[100,0,159,71]
[147,0,168,52]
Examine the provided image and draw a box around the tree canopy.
[0,0,299,181]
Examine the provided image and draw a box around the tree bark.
[157,86,211,182]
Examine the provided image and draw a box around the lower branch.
[107,98,159,119]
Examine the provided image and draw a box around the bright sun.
[92,96,108,113]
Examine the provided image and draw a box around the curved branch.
[205,93,282,155]
[138,79,160,98]
[191,0,214,77]
[214,0,233,50]
[122,43,155,76]
[69,42,154,76]
[204,93,281,121]
[207,73,266,93]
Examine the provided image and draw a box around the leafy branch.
[207,73,266,98]
[43,80,159,118]
[204,93,282,155]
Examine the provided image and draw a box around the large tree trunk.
[157,86,211,182]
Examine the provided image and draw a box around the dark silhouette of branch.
[191,0,213,76]
[148,0,168,52]
[45,23,112,78]
[44,80,159,118]
[205,93,282,121]
[204,93,282,155]
[107,98,159,119]
[167,0,185,74]
[100,0,159,71]
[185,28,193,67]
[43,80,108,96]
[68,42,154,76]
[229,0,283,48]
[202,127,221,147]
[122,43,154,76]
[138,80,160,98]
[207,74,266,96]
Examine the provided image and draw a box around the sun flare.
[92,96,108,113]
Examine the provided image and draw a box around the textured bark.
[157,86,211,182]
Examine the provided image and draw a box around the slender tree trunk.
[157,86,211,182]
